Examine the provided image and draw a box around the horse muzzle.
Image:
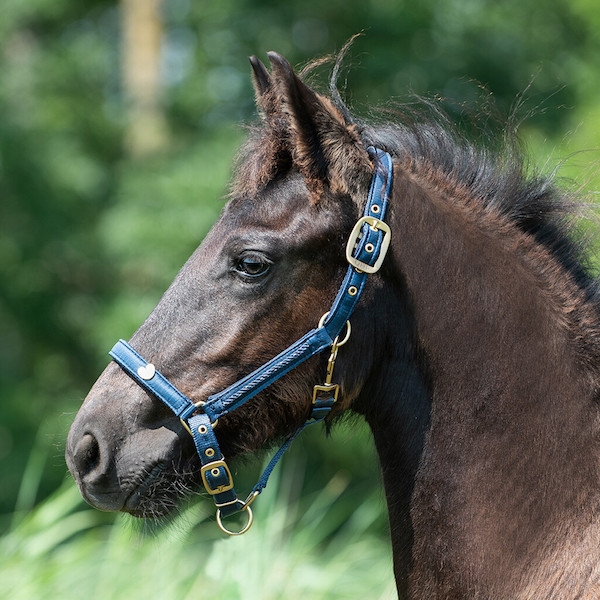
[66,420,128,511]
[65,389,187,514]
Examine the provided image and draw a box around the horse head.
[65,53,402,520]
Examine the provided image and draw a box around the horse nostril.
[73,432,100,478]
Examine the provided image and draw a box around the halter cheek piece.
[109,147,393,535]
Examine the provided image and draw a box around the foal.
[67,52,600,598]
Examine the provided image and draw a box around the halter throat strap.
[108,147,393,534]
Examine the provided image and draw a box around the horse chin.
[120,462,199,519]
[122,462,170,516]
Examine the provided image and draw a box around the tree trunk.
[121,0,169,157]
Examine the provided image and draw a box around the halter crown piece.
[109,147,393,535]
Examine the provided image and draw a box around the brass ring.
[179,400,219,437]
[317,312,351,346]
[335,320,352,347]
[318,311,330,329]
[195,400,219,429]
[216,505,254,536]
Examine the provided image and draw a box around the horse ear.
[266,51,372,197]
[249,56,277,118]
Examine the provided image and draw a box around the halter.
[109,147,393,535]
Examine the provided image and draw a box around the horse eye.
[234,253,272,278]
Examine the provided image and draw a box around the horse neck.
[387,163,598,419]
[373,162,600,596]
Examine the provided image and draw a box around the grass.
[0,444,396,600]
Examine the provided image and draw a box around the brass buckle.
[345,216,391,274]
[200,460,234,495]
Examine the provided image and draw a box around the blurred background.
[1,0,599,598]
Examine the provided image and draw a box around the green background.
[1,0,599,598]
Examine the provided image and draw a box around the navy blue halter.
[109,147,393,534]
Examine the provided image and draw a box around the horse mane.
[359,105,599,297]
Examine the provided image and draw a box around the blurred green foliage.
[0,449,396,599]
[1,0,600,542]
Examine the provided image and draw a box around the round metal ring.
[180,418,193,437]
[179,401,219,437]
[216,505,254,536]
[317,312,351,347]
[195,400,219,429]
[318,311,330,329]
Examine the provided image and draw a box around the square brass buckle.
[200,460,234,495]
[345,216,391,274]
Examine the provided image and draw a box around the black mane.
[356,110,598,302]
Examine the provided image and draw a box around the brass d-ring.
[216,505,254,536]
